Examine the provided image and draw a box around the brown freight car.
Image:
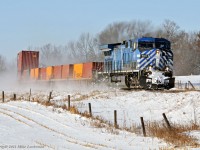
[17,51,39,78]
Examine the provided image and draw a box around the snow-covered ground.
[176,75,200,84]
[0,101,168,150]
[0,75,200,149]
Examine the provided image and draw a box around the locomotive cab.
[136,37,174,89]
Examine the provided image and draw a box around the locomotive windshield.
[138,40,171,51]
[104,51,112,56]
[155,41,170,50]
[138,41,154,51]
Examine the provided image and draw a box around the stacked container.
[73,64,83,79]
[40,68,46,80]
[53,65,62,79]
[17,51,39,80]
[82,62,104,79]
[61,65,70,79]
[46,66,53,80]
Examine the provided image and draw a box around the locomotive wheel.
[145,82,152,90]
[125,75,131,88]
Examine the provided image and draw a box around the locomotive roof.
[138,37,170,43]
[99,43,121,51]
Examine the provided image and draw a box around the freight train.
[99,37,175,89]
[17,37,175,89]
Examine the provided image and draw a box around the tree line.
[0,19,200,75]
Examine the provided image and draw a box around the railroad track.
[120,87,200,93]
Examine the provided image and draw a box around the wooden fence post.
[188,81,195,90]
[13,94,16,101]
[180,81,182,89]
[2,91,4,103]
[29,88,31,101]
[178,81,180,89]
[162,113,171,130]
[88,103,92,117]
[185,83,188,89]
[48,91,52,102]
[114,110,118,128]
[140,117,146,137]
[68,95,70,110]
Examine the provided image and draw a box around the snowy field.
[0,75,200,149]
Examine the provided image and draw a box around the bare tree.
[0,55,6,73]
[98,22,128,44]
[39,44,65,66]
[161,20,180,47]
[67,33,102,63]
[98,20,153,44]
[192,31,200,74]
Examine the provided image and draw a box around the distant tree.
[98,22,128,44]
[161,20,180,48]
[0,55,6,73]
[98,20,153,44]
[192,31,200,74]
[65,41,77,63]
[39,44,65,66]
[67,33,102,63]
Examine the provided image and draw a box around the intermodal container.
[94,62,104,71]
[82,62,93,78]
[34,68,40,80]
[46,66,53,80]
[53,65,62,79]
[82,62,104,79]
[39,68,46,80]
[22,69,30,80]
[61,65,70,79]
[30,69,35,80]
[17,51,39,75]
[73,64,83,79]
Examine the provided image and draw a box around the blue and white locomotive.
[99,37,175,89]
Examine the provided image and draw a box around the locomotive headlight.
[147,65,152,71]
[165,66,169,71]
[156,50,160,55]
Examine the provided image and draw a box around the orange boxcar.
[53,65,62,79]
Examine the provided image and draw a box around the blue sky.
[0,0,200,61]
